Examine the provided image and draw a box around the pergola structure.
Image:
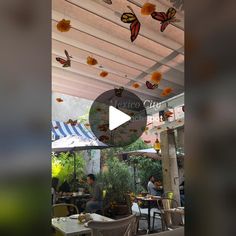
[52,0,184,102]
[52,0,184,204]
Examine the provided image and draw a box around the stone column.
[160,129,180,205]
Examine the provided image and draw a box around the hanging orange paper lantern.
[141,3,156,15]
[57,19,71,32]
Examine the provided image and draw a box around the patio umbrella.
[52,121,108,188]
[52,135,107,152]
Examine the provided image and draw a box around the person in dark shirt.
[59,180,71,193]
[51,177,59,204]
[85,174,102,213]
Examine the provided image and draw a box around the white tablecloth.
[52,213,114,236]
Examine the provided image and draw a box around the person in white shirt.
[147,175,158,196]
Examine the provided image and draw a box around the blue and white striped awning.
[52,121,95,141]
[51,121,107,152]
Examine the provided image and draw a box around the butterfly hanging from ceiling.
[102,0,112,4]
[151,7,180,32]
[66,119,77,126]
[56,50,72,67]
[121,6,141,42]
[146,81,158,90]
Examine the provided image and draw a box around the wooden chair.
[87,214,136,236]
[52,203,78,218]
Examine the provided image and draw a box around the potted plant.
[97,157,133,216]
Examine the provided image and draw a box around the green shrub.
[97,157,133,204]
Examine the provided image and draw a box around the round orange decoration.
[57,19,71,32]
[141,3,156,15]
[87,56,98,65]
[132,83,140,88]
[100,71,108,77]
[161,87,173,96]
[151,71,162,84]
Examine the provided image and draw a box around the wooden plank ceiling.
[52,0,184,102]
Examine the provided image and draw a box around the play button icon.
[109,106,131,131]
[89,88,147,147]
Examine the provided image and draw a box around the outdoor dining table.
[52,213,114,236]
[58,193,90,205]
[58,193,90,200]
[135,195,161,233]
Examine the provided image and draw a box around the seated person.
[85,174,102,213]
[155,180,164,196]
[179,180,185,206]
[147,175,160,196]
[51,177,59,204]
[59,180,71,193]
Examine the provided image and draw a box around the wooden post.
[160,130,180,205]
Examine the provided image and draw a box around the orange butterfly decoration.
[66,119,77,126]
[164,111,173,119]
[56,50,72,68]
[151,7,180,32]
[121,6,141,42]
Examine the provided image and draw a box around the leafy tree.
[51,152,85,185]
